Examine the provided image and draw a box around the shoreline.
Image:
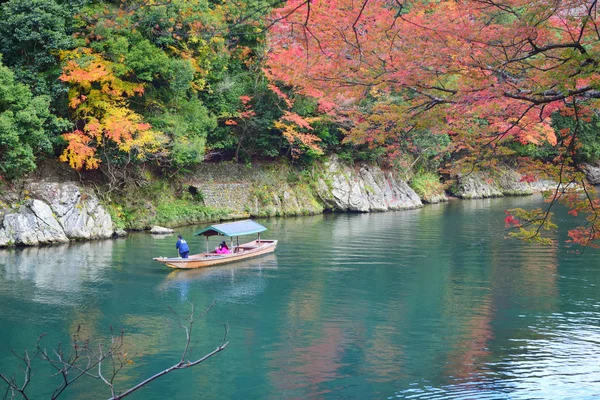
[0,158,558,249]
[0,190,552,251]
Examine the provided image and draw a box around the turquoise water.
[1,196,600,399]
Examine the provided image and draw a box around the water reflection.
[268,323,349,397]
[0,240,114,306]
[159,255,278,303]
[1,197,600,399]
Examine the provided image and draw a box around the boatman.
[176,234,190,258]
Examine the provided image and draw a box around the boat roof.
[194,219,267,237]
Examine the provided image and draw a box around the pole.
[205,236,209,254]
[257,232,261,244]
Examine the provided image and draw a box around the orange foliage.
[274,112,322,157]
[266,0,600,246]
[59,50,165,170]
[266,0,600,157]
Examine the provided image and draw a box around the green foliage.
[148,97,217,169]
[507,142,558,160]
[337,146,387,164]
[291,96,318,115]
[205,79,284,161]
[251,184,275,205]
[105,203,127,230]
[168,60,196,93]
[0,61,60,179]
[0,0,75,99]
[552,112,600,163]
[153,199,228,226]
[409,171,445,202]
[105,179,229,230]
[102,35,172,82]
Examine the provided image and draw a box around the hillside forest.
[2,0,600,245]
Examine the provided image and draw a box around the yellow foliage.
[58,49,167,170]
[273,113,322,157]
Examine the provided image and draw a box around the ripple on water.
[2,199,600,399]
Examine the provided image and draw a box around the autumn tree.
[265,0,600,246]
[56,0,241,176]
[58,49,167,175]
[58,0,298,172]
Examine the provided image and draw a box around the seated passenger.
[215,241,231,254]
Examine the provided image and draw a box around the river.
[1,195,599,399]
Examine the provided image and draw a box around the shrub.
[410,171,445,201]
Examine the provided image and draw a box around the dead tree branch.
[0,303,227,400]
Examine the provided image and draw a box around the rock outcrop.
[315,158,422,211]
[423,193,449,204]
[454,170,556,199]
[187,157,422,216]
[582,163,600,185]
[150,226,174,234]
[0,182,113,247]
[113,229,128,238]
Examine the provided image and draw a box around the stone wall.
[187,162,324,217]
[187,157,422,216]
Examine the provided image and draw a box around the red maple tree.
[266,0,600,246]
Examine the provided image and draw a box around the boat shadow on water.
[158,254,278,301]
[162,253,278,283]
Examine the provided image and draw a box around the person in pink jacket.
[215,241,231,254]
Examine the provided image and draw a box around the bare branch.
[110,303,226,400]
[1,304,225,400]
[0,349,32,400]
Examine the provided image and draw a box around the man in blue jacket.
[176,234,190,258]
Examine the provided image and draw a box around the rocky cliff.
[0,182,113,247]
[187,157,422,217]
[3,157,567,249]
[454,170,556,199]
[314,158,423,211]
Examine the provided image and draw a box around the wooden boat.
[153,220,277,269]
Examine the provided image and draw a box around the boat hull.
[153,240,277,269]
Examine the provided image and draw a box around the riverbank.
[0,157,559,248]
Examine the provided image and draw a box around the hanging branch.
[0,349,33,400]
[0,303,227,400]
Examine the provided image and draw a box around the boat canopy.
[194,219,267,237]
